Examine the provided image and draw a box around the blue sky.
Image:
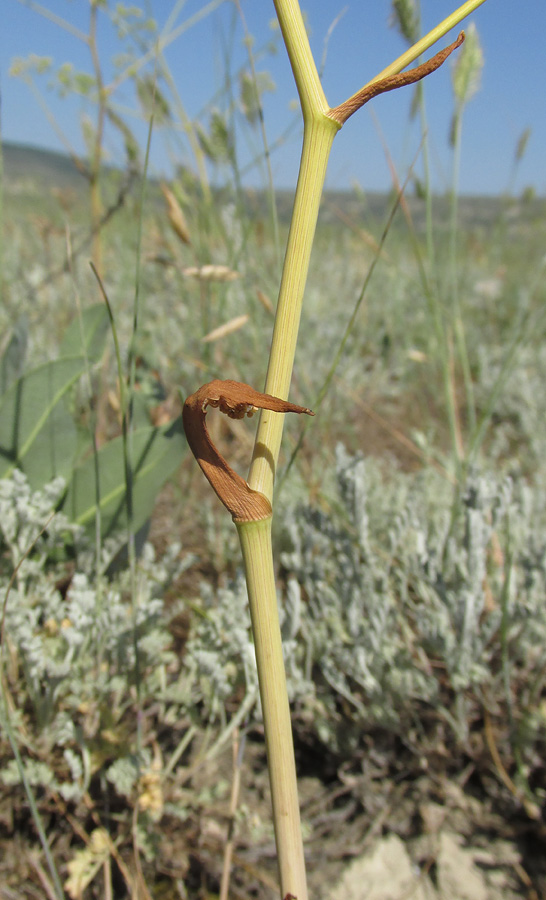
[2,0,545,196]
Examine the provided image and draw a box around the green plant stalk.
[393,143,464,477]
[0,114,3,311]
[235,2,489,897]
[373,0,487,83]
[237,517,306,898]
[449,105,477,437]
[279,171,413,489]
[248,115,338,499]
[249,0,488,497]
[126,108,156,758]
[412,69,463,475]
[236,0,282,269]
[417,84,437,269]
[113,0,224,202]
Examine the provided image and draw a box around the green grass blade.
[63,417,186,537]
[0,696,66,900]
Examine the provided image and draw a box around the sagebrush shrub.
[280,445,546,752]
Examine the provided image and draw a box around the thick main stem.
[237,519,308,900]
[248,117,338,500]
[248,0,486,501]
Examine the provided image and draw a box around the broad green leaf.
[64,417,186,537]
[59,304,109,362]
[0,357,86,487]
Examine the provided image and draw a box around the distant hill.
[2,141,88,190]
[3,140,543,232]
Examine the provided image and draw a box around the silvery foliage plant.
[3,453,545,786]
[477,341,546,478]
[0,470,187,800]
[184,571,257,717]
[280,444,546,751]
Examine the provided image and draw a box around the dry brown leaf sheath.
[183,380,314,522]
[329,32,465,125]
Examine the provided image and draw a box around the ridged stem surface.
[237,518,308,900]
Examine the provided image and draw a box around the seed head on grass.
[452,20,484,107]
[161,183,191,246]
[390,0,420,45]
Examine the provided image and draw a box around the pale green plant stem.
[93,264,145,744]
[416,83,437,274]
[410,3,437,271]
[235,0,282,268]
[384,144,463,477]
[123,107,156,758]
[0,118,3,310]
[249,0,488,495]
[248,116,338,498]
[449,107,477,436]
[278,169,414,487]
[114,5,213,200]
[408,210,464,476]
[237,518,306,899]
[156,58,212,201]
[372,0,487,84]
[234,2,488,897]
[111,0,226,94]
[67,232,107,690]
[400,73,461,470]
[412,78,463,470]
[15,0,88,41]
[88,2,106,274]
[239,22,335,892]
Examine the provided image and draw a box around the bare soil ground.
[173,728,545,900]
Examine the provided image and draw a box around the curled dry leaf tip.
[183,380,314,523]
[329,31,465,126]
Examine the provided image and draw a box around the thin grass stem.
[235,0,282,269]
[278,167,414,487]
[0,697,66,900]
[449,108,477,435]
[371,0,488,85]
